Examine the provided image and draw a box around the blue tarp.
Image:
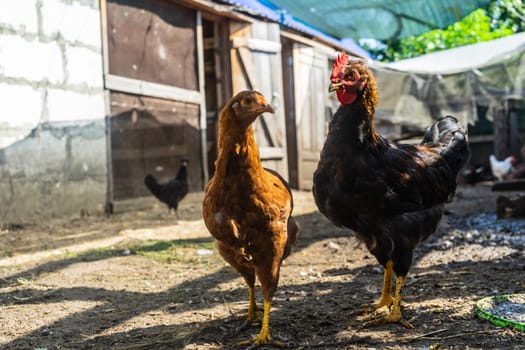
[219,0,371,58]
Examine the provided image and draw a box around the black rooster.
[313,54,470,327]
[144,159,189,219]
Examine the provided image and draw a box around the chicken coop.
[0,0,367,221]
[102,0,366,205]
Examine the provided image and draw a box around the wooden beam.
[99,0,114,213]
[468,134,494,143]
[492,180,525,192]
[105,74,202,104]
[259,147,284,159]
[281,31,337,56]
[197,11,210,185]
[232,37,281,53]
[175,0,254,23]
[112,146,189,160]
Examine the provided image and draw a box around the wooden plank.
[100,0,114,212]
[105,74,202,104]
[112,146,189,160]
[468,134,494,143]
[106,0,198,90]
[259,147,284,159]
[216,21,232,108]
[177,0,255,23]
[103,89,114,212]
[281,31,338,56]
[109,91,202,200]
[99,0,110,76]
[492,179,525,191]
[197,11,209,185]
[292,42,329,190]
[235,46,258,89]
[231,37,281,53]
[281,37,299,188]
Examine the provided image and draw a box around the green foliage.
[489,0,525,32]
[365,0,524,62]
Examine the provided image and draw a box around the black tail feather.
[422,115,471,174]
[144,174,162,198]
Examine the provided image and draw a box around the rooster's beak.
[329,82,343,93]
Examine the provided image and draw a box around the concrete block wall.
[0,0,108,222]
[0,0,105,146]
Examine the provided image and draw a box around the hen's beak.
[329,81,343,93]
[262,104,274,114]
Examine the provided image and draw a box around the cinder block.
[66,45,103,87]
[0,0,38,34]
[46,88,105,122]
[0,83,42,126]
[41,0,102,48]
[0,34,64,83]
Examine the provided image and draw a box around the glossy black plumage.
[313,105,470,277]
[315,55,471,326]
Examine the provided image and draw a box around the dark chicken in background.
[203,91,299,347]
[313,53,470,327]
[461,163,491,185]
[144,159,189,219]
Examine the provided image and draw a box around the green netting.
[265,0,492,40]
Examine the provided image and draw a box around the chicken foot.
[360,260,394,313]
[237,300,284,348]
[236,286,262,332]
[246,286,261,322]
[362,275,414,329]
[376,260,395,310]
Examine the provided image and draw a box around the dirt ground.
[1,184,525,350]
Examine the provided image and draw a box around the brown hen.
[203,90,299,347]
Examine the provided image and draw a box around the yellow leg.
[376,260,394,310]
[246,286,260,323]
[237,300,284,347]
[362,274,414,328]
[386,276,414,328]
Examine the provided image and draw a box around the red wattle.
[337,90,357,105]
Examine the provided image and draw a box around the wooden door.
[102,0,208,204]
[293,44,330,190]
[229,21,289,179]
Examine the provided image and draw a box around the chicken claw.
[236,335,284,349]
[236,301,284,348]
[361,310,414,329]
[361,275,414,329]
[235,287,262,333]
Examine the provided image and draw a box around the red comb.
[331,52,349,81]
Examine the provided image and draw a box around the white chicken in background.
[489,154,516,181]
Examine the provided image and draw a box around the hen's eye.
[244,97,252,105]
